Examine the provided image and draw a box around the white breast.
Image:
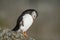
[18,14,33,32]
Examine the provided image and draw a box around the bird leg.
[23,32,28,38]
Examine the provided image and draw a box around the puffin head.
[22,9,38,20]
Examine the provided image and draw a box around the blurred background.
[0,0,60,40]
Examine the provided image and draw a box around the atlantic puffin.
[12,9,38,37]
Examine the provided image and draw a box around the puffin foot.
[22,32,28,38]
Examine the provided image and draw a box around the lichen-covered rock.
[0,28,35,40]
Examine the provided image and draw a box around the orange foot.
[22,32,28,38]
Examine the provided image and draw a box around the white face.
[31,11,37,20]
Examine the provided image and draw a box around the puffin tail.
[12,25,20,31]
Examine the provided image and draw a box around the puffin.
[12,9,38,38]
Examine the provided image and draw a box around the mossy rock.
[0,28,35,40]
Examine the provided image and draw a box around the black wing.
[12,14,23,31]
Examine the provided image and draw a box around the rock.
[0,28,36,40]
